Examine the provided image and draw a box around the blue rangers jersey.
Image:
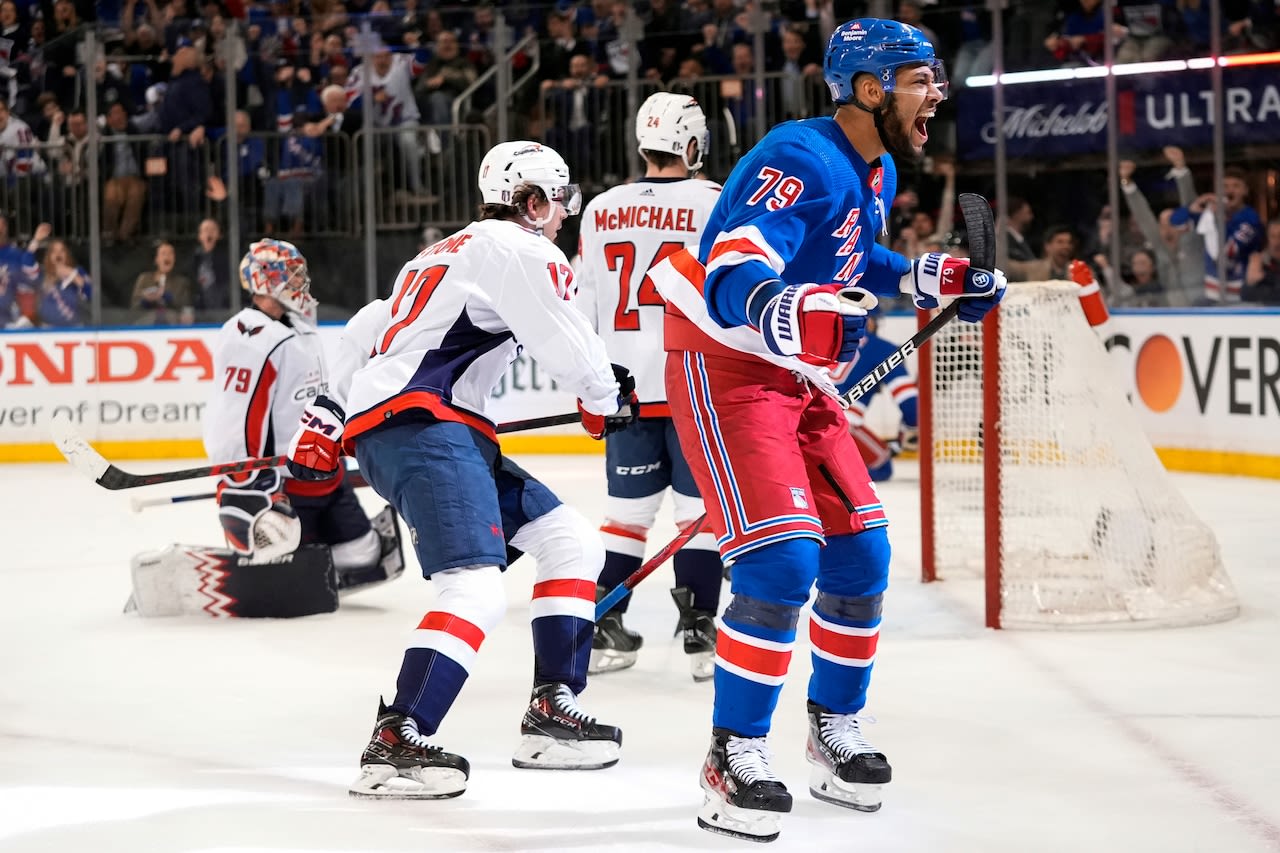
[649,116,912,392]
[831,331,918,428]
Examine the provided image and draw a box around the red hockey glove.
[747,283,874,367]
[903,252,1007,322]
[286,395,345,481]
[579,363,638,440]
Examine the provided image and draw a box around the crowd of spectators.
[0,1,1276,326]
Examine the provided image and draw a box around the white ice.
[1,456,1278,853]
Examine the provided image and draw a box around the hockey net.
[919,281,1238,629]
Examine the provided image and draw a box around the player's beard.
[875,94,923,164]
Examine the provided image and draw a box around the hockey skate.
[671,586,716,682]
[589,608,644,674]
[511,682,622,770]
[805,700,892,812]
[698,728,793,843]
[349,700,470,799]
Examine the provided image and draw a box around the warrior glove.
[903,252,1007,323]
[747,282,875,367]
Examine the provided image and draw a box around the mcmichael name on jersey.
[593,205,700,233]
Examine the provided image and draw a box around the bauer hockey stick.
[51,410,584,491]
[592,194,998,611]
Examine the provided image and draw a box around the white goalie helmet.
[239,238,316,319]
[478,140,582,217]
[635,92,709,172]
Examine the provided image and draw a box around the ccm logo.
[614,462,663,475]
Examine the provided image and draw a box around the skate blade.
[808,764,882,812]
[696,791,783,843]
[588,647,638,675]
[511,734,620,770]
[348,763,467,799]
[688,650,714,683]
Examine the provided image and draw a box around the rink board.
[1,309,1277,477]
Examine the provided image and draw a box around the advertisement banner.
[0,326,581,456]
[955,65,1280,161]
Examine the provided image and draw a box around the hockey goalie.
[128,240,405,618]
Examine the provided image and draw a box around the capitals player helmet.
[635,92,709,172]
[824,18,947,105]
[478,140,582,216]
[239,238,315,318]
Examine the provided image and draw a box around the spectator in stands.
[1006,224,1078,282]
[1118,147,1203,307]
[1171,165,1263,302]
[264,105,323,238]
[0,1,28,53]
[37,238,91,328]
[540,10,582,85]
[1005,196,1038,263]
[100,101,149,245]
[131,239,193,324]
[670,55,706,96]
[34,92,64,144]
[43,0,83,109]
[1115,0,1176,63]
[1122,247,1165,305]
[897,1,941,51]
[192,216,230,315]
[349,40,435,205]
[543,51,608,189]
[1243,220,1280,305]
[691,20,732,74]
[0,217,46,328]
[950,4,994,88]
[723,42,763,136]
[416,30,477,128]
[159,40,214,221]
[86,56,134,116]
[775,25,823,121]
[1045,0,1126,67]
[0,99,50,236]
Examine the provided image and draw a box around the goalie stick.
[128,470,373,512]
[592,193,998,612]
[51,411,584,491]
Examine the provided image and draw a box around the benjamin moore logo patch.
[1134,333,1182,412]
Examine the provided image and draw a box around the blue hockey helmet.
[824,18,947,105]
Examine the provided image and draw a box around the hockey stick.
[591,194,998,614]
[595,515,707,620]
[128,470,373,512]
[51,410,584,491]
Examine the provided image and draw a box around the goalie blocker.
[128,506,405,618]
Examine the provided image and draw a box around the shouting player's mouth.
[913,112,932,146]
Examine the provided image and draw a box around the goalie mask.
[635,92,709,173]
[239,238,316,319]
[478,140,582,228]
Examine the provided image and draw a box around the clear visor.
[546,183,582,216]
[888,59,949,101]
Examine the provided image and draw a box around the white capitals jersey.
[328,297,390,412]
[343,219,621,443]
[575,177,721,409]
[203,307,327,463]
[347,53,422,127]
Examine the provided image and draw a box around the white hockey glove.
[747,282,875,367]
[287,395,345,481]
[898,425,920,453]
[901,252,1006,323]
[217,469,301,561]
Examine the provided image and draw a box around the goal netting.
[919,281,1238,629]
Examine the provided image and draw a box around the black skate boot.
[697,727,792,843]
[805,700,892,812]
[348,699,470,799]
[589,586,644,674]
[671,586,717,683]
[511,682,622,770]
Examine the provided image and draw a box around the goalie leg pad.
[337,506,407,596]
[130,544,338,618]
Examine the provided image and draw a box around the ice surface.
[2,456,1278,853]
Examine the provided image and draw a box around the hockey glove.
[903,252,1007,323]
[579,363,638,440]
[217,469,302,561]
[747,282,873,367]
[287,395,345,481]
[898,425,920,453]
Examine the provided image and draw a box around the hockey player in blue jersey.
[648,18,1006,842]
[833,306,918,482]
